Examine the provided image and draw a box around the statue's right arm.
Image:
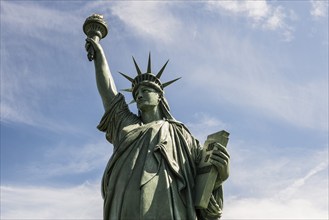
[86,38,118,112]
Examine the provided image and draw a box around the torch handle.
[87,35,100,61]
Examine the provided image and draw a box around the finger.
[85,37,94,43]
[85,38,98,47]
[211,150,230,161]
[209,195,218,205]
[210,158,228,169]
[210,153,229,167]
[212,147,230,158]
[210,155,228,166]
[207,195,220,213]
[213,142,229,152]
[210,159,229,181]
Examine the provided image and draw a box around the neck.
[140,106,162,124]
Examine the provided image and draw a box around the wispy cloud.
[185,28,328,131]
[186,113,228,143]
[101,1,328,131]
[1,2,327,219]
[223,140,328,219]
[1,1,90,133]
[2,141,327,219]
[105,1,296,43]
[109,1,182,45]
[205,1,295,41]
[1,182,102,219]
[2,1,326,133]
[310,0,329,18]
[1,100,83,134]
[206,1,271,21]
[277,161,328,201]
[26,140,111,178]
[0,1,82,45]
[224,196,328,219]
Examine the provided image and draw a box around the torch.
[83,14,108,61]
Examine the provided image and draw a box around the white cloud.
[243,80,329,131]
[224,196,328,219]
[277,161,328,201]
[2,1,326,133]
[186,28,328,131]
[0,1,82,45]
[310,0,329,18]
[264,6,285,30]
[206,1,295,41]
[1,100,82,134]
[0,1,90,133]
[109,1,182,44]
[2,142,327,219]
[0,1,182,130]
[1,2,327,219]
[27,140,112,178]
[186,113,228,143]
[1,182,103,219]
[207,1,270,21]
[106,0,296,43]
[222,140,329,219]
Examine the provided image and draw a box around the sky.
[0,0,328,219]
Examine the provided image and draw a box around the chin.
[138,104,156,112]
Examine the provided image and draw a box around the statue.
[84,14,230,220]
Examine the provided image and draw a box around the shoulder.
[167,120,196,140]
[98,93,140,132]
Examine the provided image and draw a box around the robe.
[98,93,222,220]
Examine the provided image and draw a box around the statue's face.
[135,85,160,112]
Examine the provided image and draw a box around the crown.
[119,53,181,100]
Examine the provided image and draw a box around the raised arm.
[86,38,118,112]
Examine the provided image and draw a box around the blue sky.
[1,1,328,219]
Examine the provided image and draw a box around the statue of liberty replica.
[84,14,230,220]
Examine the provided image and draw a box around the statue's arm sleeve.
[192,137,203,165]
[97,93,139,146]
[179,125,202,165]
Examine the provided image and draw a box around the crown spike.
[147,52,152,73]
[163,77,181,88]
[121,88,133,92]
[132,56,142,75]
[128,99,136,104]
[118,72,134,82]
[156,59,169,79]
